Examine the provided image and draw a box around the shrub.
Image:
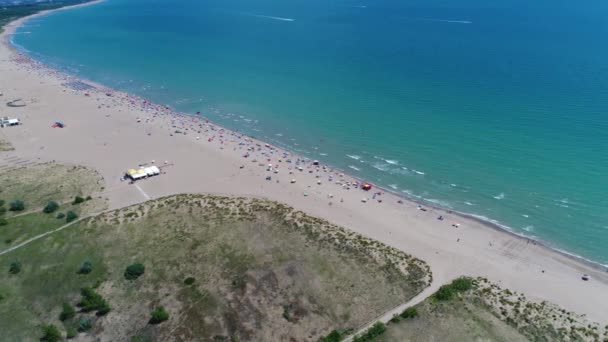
[60,303,76,321]
[434,285,454,301]
[0,199,5,207]
[353,322,386,342]
[9,261,21,274]
[149,306,169,324]
[72,196,85,205]
[79,287,110,315]
[9,200,24,212]
[434,277,474,301]
[321,330,343,342]
[124,263,145,280]
[450,277,473,292]
[184,277,195,285]
[40,324,61,342]
[56,212,66,219]
[43,201,59,214]
[0,218,7,226]
[78,260,93,274]
[66,211,78,222]
[0,206,6,215]
[400,307,418,319]
[78,317,92,332]
[66,327,77,339]
[86,196,92,201]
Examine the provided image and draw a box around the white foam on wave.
[464,201,474,206]
[348,165,361,171]
[493,192,505,200]
[372,162,389,172]
[522,225,534,232]
[385,159,399,165]
[319,153,328,156]
[389,184,398,190]
[419,18,472,24]
[245,13,295,22]
[346,154,361,160]
[522,214,529,218]
[412,169,425,175]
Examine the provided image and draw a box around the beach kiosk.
[126,165,161,181]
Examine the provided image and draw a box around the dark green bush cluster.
[0,218,7,226]
[9,200,24,212]
[184,277,195,285]
[43,201,59,214]
[78,317,93,332]
[66,211,78,222]
[9,261,21,274]
[78,260,93,274]
[353,322,386,342]
[149,306,169,324]
[79,287,110,315]
[124,263,145,280]
[59,303,76,321]
[40,324,61,342]
[72,196,85,205]
[320,330,347,342]
[56,212,66,219]
[400,306,418,319]
[0,200,6,216]
[434,277,474,301]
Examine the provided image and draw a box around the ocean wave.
[348,165,360,171]
[493,192,505,200]
[522,225,534,232]
[346,154,361,160]
[371,162,389,172]
[385,159,399,165]
[464,201,474,206]
[412,169,425,175]
[389,184,398,190]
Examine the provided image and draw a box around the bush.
[0,199,5,207]
[78,260,93,274]
[40,324,61,342]
[72,196,85,205]
[321,330,343,342]
[86,196,92,201]
[9,200,24,212]
[9,261,21,274]
[124,263,145,280]
[434,285,454,301]
[43,201,60,214]
[353,322,386,342]
[0,206,6,216]
[78,317,92,332]
[56,212,66,219]
[434,277,474,301]
[184,277,195,285]
[60,303,76,321]
[149,306,169,324]
[450,277,473,292]
[0,218,7,226]
[66,211,78,222]
[66,327,77,339]
[79,287,110,315]
[400,306,418,319]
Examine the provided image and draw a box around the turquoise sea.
[12,0,608,264]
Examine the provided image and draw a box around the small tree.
[40,324,61,342]
[0,218,7,226]
[72,196,85,205]
[79,287,111,315]
[9,200,24,212]
[9,261,21,274]
[124,263,145,280]
[66,211,78,223]
[43,201,59,214]
[149,306,169,324]
[56,212,66,219]
[78,260,93,274]
[0,199,5,207]
[59,303,76,321]
[184,277,195,285]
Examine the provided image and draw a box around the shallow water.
[12,0,608,264]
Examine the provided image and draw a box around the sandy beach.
[1,3,607,325]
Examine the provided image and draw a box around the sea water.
[12,0,608,264]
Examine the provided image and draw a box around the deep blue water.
[12,0,608,264]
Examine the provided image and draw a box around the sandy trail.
[1,3,607,324]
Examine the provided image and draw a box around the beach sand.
[1,4,607,325]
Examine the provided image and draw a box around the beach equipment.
[362,183,372,191]
[52,121,65,128]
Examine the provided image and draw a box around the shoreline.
[2,1,608,323]
[7,7,606,272]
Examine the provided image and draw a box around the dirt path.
[343,281,443,342]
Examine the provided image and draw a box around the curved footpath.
[1,4,607,325]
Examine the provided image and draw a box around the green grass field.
[0,194,430,341]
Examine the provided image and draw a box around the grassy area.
[375,277,607,342]
[0,162,106,217]
[0,0,92,33]
[0,194,430,341]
